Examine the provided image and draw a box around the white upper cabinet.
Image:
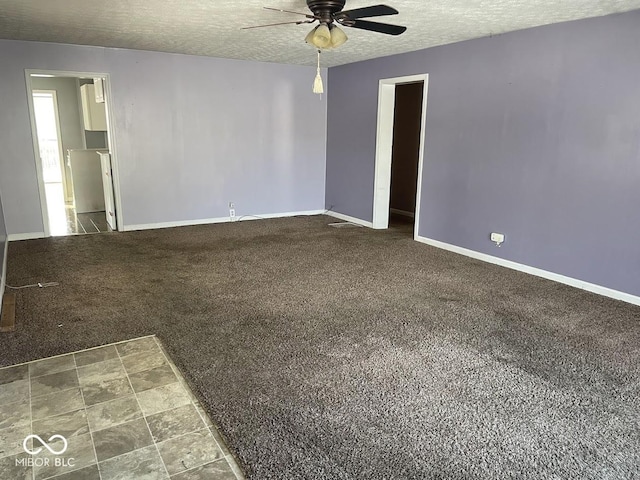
[93,78,105,103]
[80,84,107,131]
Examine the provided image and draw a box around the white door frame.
[25,69,124,236]
[372,74,429,239]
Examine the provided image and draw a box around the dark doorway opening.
[389,81,424,236]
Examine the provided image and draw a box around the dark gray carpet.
[2,215,639,479]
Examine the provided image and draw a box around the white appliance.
[68,149,108,213]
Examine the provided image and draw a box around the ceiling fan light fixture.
[329,24,348,48]
[311,23,331,49]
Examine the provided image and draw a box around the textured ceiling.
[0,0,639,67]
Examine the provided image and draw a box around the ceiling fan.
[243,1,407,49]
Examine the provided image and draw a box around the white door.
[99,152,117,230]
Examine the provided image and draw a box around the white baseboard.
[124,209,326,232]
[390,208,415,218]
[8,232,45,241]
[237,210,325,221]
[415,235,640,307]
[326,211,373,228]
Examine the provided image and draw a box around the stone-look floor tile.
[209,426,231,457]
[136,382,192,416]
[87,395,143,432]
[31,370,79,398]
[0,364,29,386]
[194,403,214,427]
[176,378,200,404]
[128,363,178,393]
[0,337,233,479]
[81,378,133,406]
[99,445,169,480]
[227,457,246,480]
[0,379,30,404]
[146,404,206,443]
[157,359,200,405]
[31,387,84,421]
[75,345,119,367]
[157,428,222,476]
[93,418,153,463]
[33,432,96,480]
[50,464,101,480]
[0,399,31,430]
[121,350,167,375]
[32,408,89,440]
[77,358,127,386]
[29,354,75,378]
[170,458,237,480]
[0,451,32,480]
[0,423,32,459]
[116,337,159,357]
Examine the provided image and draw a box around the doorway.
[32,90,70,236]
[372,74,429,239]
[26,71,122,237]
[389,82,424,236]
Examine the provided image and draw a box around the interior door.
[98,152,117,230]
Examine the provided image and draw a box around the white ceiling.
[0,0,639,67]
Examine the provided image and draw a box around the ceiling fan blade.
[343,19,406,36]
[263,7,316,19]
[241,19,315,30]
[336,5,399,20]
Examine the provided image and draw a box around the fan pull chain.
[313,50,324,96]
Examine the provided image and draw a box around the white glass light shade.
[305,28,316,45]
[311,23,331,49]
[330,25,348,48]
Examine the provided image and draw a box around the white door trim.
[25,81,52,237]
[24,69,124,234]
[372,74,429,240]
[101,75,123,231]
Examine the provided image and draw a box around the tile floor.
[0,336,244,480]
[45,183,112,236]
[67,211,111,235]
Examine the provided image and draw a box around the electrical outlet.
[490,232,505,246]
[229,208,236,221]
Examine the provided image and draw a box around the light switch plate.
[490,232,505,244]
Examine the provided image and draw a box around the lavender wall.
[326,11,640,297]
[0,40,327,234]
